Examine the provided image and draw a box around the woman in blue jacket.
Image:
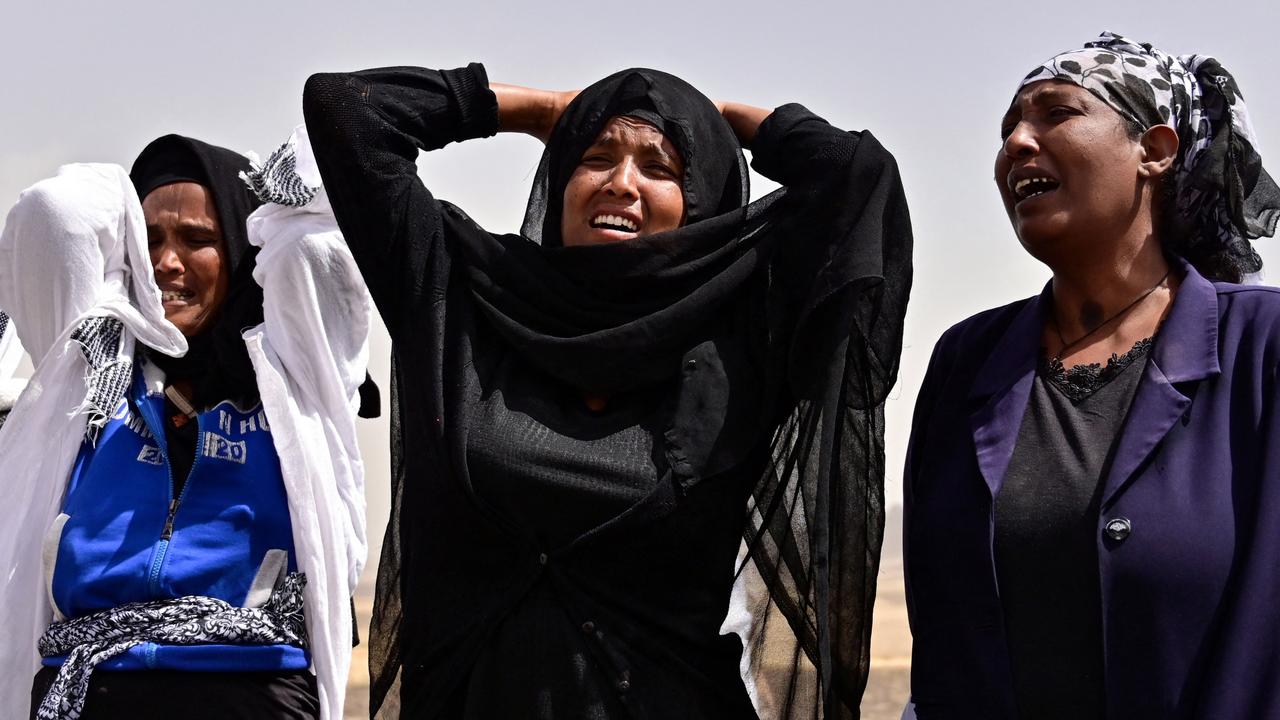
[904,33,1280,719]
[1,134,374,720]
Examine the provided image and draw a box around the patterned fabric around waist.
[35,572,307,720]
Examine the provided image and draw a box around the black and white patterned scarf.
[35,573,307,720]
[0,310,11,431]
[241,141,319,208]
[1020,32,1280,270]
[67,317,131,441]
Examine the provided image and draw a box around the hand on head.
[492,84,579,143]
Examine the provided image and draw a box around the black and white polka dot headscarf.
[1019,32,1280,273]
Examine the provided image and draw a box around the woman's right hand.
[545,89,579,139]
[492,84,578,143]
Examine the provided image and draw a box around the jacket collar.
[1100,259,1219,506]
[967,287,1047,405]
[966,290,1042,499]
[1144,258,1220,384]
[967,258,1221,501]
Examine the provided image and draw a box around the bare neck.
[1046,232,1177,366]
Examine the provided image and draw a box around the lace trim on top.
[1040,337,1153,402]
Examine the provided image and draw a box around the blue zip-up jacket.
[45,363,307,672]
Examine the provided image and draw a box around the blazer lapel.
[1101,262,1221,507]
[968,289,1046,499]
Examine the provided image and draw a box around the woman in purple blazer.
[904,33,1280,719]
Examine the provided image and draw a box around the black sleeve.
[750,105,910,405]
[302,64,500,337]
[748,103,862,190]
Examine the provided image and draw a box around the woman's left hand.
[715,101,771,147]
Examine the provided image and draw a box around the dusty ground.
[863,558,912,720]
[342,559,912,719]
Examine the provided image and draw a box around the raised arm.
[490,83,577,142]
[244,131,373,410]
[302,64,500,337]
[748,104,863,190]
[0,164,143,362]
[716,102,772,148]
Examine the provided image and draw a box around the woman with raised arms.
[304,63,911,718]
[0,133,375,720]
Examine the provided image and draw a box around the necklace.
[1052,270,1171,360]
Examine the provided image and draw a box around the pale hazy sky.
[4,0,1279,567]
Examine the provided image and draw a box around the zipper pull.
[160,499,180,540]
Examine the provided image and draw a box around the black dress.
[303,64,911,719]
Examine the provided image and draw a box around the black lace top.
[994,337,1152,718]
[1040,338,1154,402]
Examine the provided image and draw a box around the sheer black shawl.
[372,68,912,718]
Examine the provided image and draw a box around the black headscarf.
[456,69,782,395]
[378,68,912,717]
[529,69,748,246]
[130,134,263,405]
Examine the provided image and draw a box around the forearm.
[304,65,497,165]
[492,83,563,141]
[749,104,861,188]
[718,102,772,148]
[302,65,497,331]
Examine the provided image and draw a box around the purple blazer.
[904,261,1280,719]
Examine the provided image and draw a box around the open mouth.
[1013,176,1060,204]
[161,289,195,303]
[590,214,639,234]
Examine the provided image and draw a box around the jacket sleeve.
[901,328,955,638]
[302,64,499,339]
[753,106,913,406]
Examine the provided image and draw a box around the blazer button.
[1104,517,1132,541]
[581,621,595,635]
[538,552,548,565]
[616,679,631,693]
